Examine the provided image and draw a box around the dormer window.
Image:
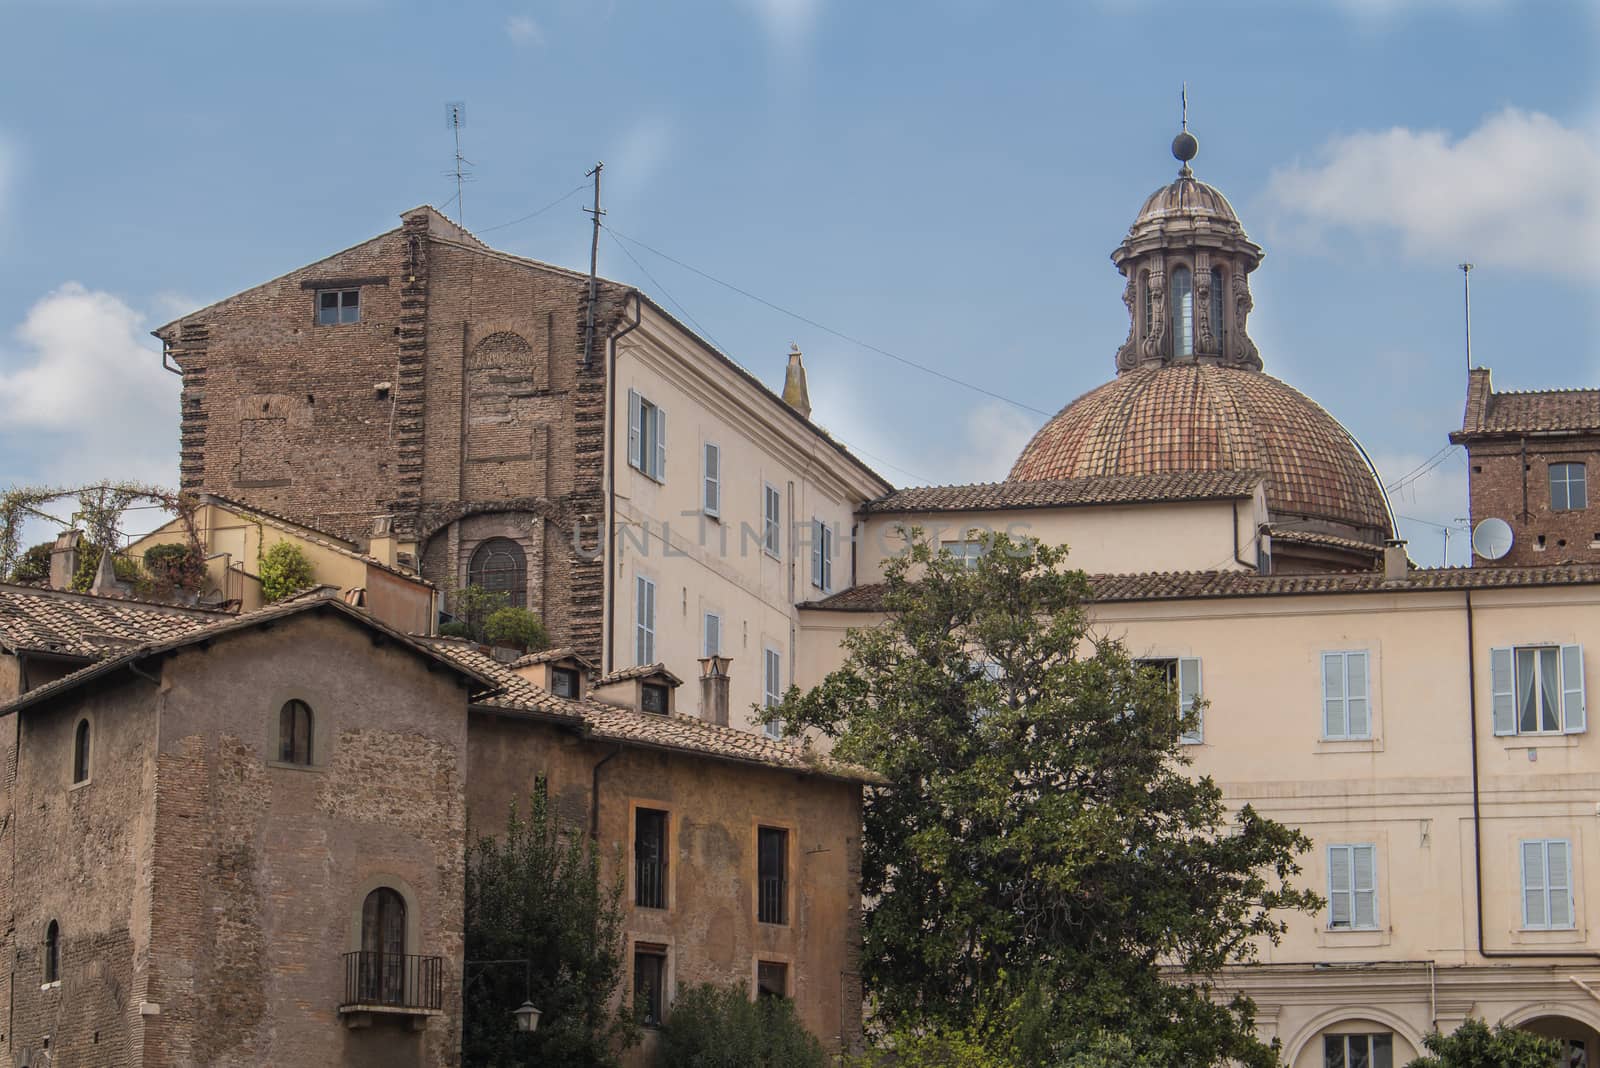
[1170,266,1193,357]
[317,289,360,326]
[551,667,580,699]
[641,683,669,715]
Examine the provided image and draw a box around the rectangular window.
[763,483,782,558]
[1327,844,1379,930]
[758,826,788,925]
[550,667,580,699]
[641,683,669,715]
[316,288,360,325]
[757,960,788,999]
[635,808,668,909]
[1137,656,1204,744]
[1521,838,1574,930]
[703,443,721,517]
[703,612,721,657]
[633,944,667,1027]
[763,647,782,740]
[1324,1033,1393,1068]
[1551,462,1588,512]
[1491,645,1586,736]
[1322,651,1371,740]
[627,389,666,481]
[941,539,986,569]
[811,519,833,592]
[635,576,656,665]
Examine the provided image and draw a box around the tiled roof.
[1265,526,1384,556]
[1456,386,1600,437]
[509,647,598,672]
[1008,364,1391,535]
[595,663,685,687]
[425,640,876,783]
[0,583,225,658]
[198,494,434,587]
[800,564,1600,612]
[859,471,1263,515]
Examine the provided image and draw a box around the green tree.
[1406,1018,1559,1068]
[452,584,509,643]
[657,983,827,1068]
[464,791,636,1067]
[483,606,550,653]
[7,541,53,584]
[769,535,1320,1067]
[258,541,315,602]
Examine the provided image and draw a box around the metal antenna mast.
[582,161,605,368]
[446,103,472,226]
[1459,262,1474,371]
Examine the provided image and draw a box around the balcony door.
[360,887,406,1005]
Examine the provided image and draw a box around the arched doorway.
[359,887,407,1005]
[1520,1015,1599,1067]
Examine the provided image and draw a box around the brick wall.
[1465,436,1600,566]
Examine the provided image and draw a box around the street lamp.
[514,1000,542,1033]
[465,957,541,1034]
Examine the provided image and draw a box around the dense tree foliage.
[770,535,1320,1066]
[463,791,636,1067]
[656,983,826,1068]
[1406,1018,1560,1068]
[258,541,315,602]
[6,541,52,584]
[483,606,550,653]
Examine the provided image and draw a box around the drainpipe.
[603,293,644,673]
[1231,500,1256,571]
[589,745,624,841]
[1465,590,1600,961]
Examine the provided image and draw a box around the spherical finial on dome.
[1172,130,1199,163]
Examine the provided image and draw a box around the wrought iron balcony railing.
[340,951,444,1012]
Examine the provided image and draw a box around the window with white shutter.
[703,612,721,657]
[702,443,721,517]
[811,519,833,591]
[635,576,656,665]
[763,484,782,558]
[1322,651,1371,740]
[1134,657,1204,744]
[1327,844,1379,930]
[1522,838,1575,930]
[763,647,783,739]
[1491,645,1586,736]
[627,390,666,481]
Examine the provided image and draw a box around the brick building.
[1451,366,1600,566]
[0,583,869,1067]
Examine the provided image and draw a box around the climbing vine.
[0,481,203,591]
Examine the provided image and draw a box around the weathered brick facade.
[155,207,631,660]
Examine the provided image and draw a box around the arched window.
[1140,270,1152,337]
[359,887,407,1005]
[43,920,59,984]
[1171,266,1194,358]
[1210,267,1225,351]
[468,538,527,610]
[72,719,90,784]
[279,700,312,765]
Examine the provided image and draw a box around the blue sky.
[1,0,1595,566]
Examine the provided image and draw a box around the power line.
[604,225,1056,419]
[1383,444,1459,493]
[476,181,591,235]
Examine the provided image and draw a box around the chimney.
[699,655,731,727]
[1383,539,1409,582]
[781,344,812,421]
[368,515,398,568]
[90,548,121,595]
[49,530,82,590]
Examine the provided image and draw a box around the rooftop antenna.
[582,161,605,368]
[446,102,473,226]
[1459,262,1474,371]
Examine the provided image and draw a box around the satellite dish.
[1472,517,1514,561]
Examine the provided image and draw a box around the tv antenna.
[446,102,473,226]
[1459,262,1474,371]
[581,161,605,368]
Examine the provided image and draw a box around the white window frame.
[1135,656,1203,745]
[1327,843,1379,930]
[1551,462,1587,512]
[1490,644,1586,736]
[702,442,721,518]
[811,518,833,592]
[627,389,666,482]
[940,539,986,569]
[634,575,656,666]
[762,483,782,559]
[316,288,360,325]
[1521,838,1575,931]
[1321,650,1372,740]
[763,646,783,740]
[703,611,722,658]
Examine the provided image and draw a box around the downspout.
[159,336,182,377]
[589,745,623,841]
[1465,589,1600,961]
[604,292,644,674]
[1519,436,1529,522]
[1231,499,1255,571]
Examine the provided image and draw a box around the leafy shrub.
[143,541,205,595]
[259,541,315,603]
[438,621,474,640]
[657,983,826,1068]
[850,1029,1018,1068]
[484,607,550,653]
[1407,1018,1559,1068]
[8,541,53,584]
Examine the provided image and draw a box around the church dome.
[1132,175,1242,229]
[1008,364,1392,536]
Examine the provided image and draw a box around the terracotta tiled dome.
[1132,175,1242,229]
[1008,364,1392,536]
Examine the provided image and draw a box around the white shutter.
[811,520,824,589]
[1178,657,1203,744]
[1322,653,1346,738]
[703,444,720,516]
[1561,645,1586,734]
[1352,844,1377,929]
[1548,840,1573,929]
[1347,652,1370,738]
[635,577,655,665]
[1491,647,1516,735]
[1523,839,1547,928]
[704,613,720,657]
[1328,845,1352,927]
[653,405,667,481]
[627,389,642,470]
[822,524,833,591]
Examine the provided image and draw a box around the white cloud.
[611,116,675,196]
[0,283,179,488]
[741,0,821,56]
[942,401,1039,485]
[505,14,544,46]
[1263,108,1600,274]
[1369,448,1470,567]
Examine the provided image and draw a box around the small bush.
[8,541,53,584]
[259,541,316,603]
[144,541,206,596]
[438,621,474,640]
[657,983,826,1068]
[1407,1018,1559,1068]
[484,607,550,653]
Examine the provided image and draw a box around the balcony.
[338,951,444,1030]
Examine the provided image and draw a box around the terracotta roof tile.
[859,471,1263,515]
[198,493,434,587]
[1264,526,1384,556]
[0,583,225,659]
[509,647,597,671]
[595,663,685,687]
[1454,386,1600,437]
